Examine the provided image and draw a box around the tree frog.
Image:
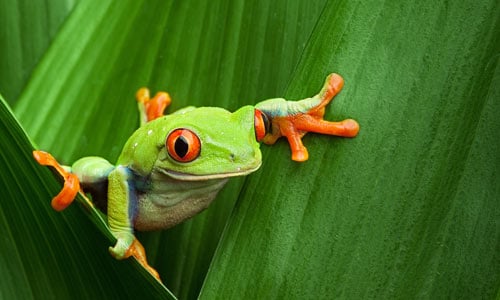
[33,73,359,280]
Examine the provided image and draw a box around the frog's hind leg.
[33,150,80,211]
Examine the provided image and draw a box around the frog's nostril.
[229,153,235,161]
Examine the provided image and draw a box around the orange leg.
[33,150,80,211]
[294,114,359,137]
[136,88,171,122]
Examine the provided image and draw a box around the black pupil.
[174,136,189,158]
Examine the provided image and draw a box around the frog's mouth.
[158,162,262,181]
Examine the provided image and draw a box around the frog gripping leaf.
[255,73,359,161]
[33,73,359,281]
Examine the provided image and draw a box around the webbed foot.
[257,73,359,161]
[136,88,171,124]
[33,150,80,211]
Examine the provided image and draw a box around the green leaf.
[201,1,500,298]
[2,0,500,299]
[0,0,78,105]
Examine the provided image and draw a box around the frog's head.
[123,105,264,181]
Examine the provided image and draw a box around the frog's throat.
[157,162,262,181]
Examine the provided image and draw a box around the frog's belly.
[133,177,228,231]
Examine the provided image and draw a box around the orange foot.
[125,239,161,281]
[33,150,80,211]
[136,88,171,123]
[260,73,359,161]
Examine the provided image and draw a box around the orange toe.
[51,173,79,211]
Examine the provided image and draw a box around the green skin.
[71,104,270,259]
[66,75,352,260]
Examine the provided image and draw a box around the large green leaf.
[2,0,499,298]
[201,1,500,298]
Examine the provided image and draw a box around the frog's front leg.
[34,151,160,280]
[107,166,160,280]
[33,151,116,211]
[255,73,359,161]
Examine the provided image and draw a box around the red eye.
[166,129,201,162]
[254,109,269,142]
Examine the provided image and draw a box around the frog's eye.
[254,109,270,142]
[166,129,201,162]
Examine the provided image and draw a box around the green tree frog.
[33,73,359,280]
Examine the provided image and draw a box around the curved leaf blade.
[0,95,174,299]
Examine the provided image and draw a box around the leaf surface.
[1,0,499,299]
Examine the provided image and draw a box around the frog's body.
[73,156,232,230]
[72,106,261,231]
[34,73,359,281]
